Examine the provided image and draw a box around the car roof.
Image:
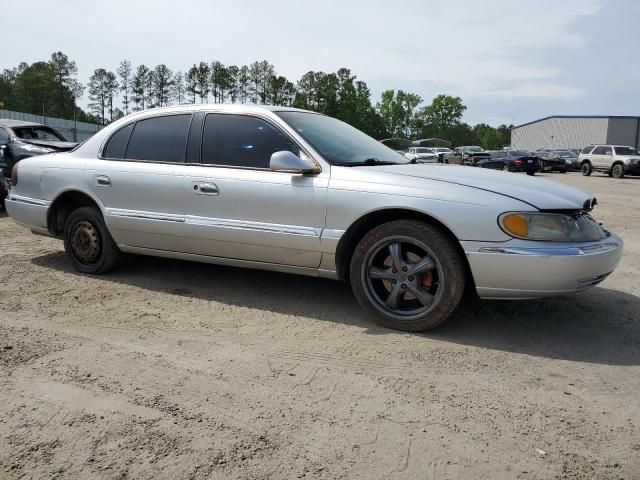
[0,119,46,128]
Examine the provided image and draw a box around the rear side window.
[201,114,299,168]
[581,146,595,154]
[103,123,133,159]
[124,114,192,163]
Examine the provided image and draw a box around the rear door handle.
[192,181,219,195]
[96,175,111,186]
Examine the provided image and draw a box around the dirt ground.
[1,172,639,480]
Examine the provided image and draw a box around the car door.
[84,113,195,251]
[179,112,328,268]
[601,146,613,169]
[590,146,606,169]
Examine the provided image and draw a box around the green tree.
[194,61,210,103]
[185,66,198,104]
[48,51,81,118]
[131,65,150,111]
[172,71,186,105]
[421,94,466,132]
[87,68,109,125]
[117,60,133,115]
[150,64,174,107]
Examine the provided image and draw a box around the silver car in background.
[5,105,623,331]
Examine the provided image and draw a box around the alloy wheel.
[361,236,444,321]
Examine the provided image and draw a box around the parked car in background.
[536,150,575,173]
[0,119,78,179]
[444,146,490,165]
[425,147,452,162]
[4,104,623,332]
[404,147,438,163]
[578,144,640,178]
[477,150,541,175]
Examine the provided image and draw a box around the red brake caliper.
[420,270,433,288]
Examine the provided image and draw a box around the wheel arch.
[47,189,104,236]
[334,208,476,295]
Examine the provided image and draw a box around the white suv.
[579,145,640,178]
[404,147,438,163]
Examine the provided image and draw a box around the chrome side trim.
[186,216,321,237]
[106,208,186,223]
[105,208,322,237]
[7,194,52,207]
[478,243,619,257]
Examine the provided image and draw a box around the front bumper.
[462,234,623,299]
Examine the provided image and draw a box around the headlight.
[499,212,606,242]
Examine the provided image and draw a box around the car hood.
[20,139,78,151]
[351,164,592,210]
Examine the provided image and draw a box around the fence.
[0,109,102,142]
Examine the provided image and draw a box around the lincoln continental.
[5,105,623,331]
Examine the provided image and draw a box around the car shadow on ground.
[32,251,640,366]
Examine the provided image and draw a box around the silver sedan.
[5,105,623,331]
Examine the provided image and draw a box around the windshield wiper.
[345,158,406,167]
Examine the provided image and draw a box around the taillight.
[513,159,522,165]
[10,163,18,186]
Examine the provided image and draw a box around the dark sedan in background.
[537,149,579,172]
[1,119,77,209]
[476,150,541,175]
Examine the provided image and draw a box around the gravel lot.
[1,172,639,479]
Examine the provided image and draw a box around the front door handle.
[96,175,111,186]
[192,181,219,195]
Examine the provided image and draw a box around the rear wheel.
[64,207,119,274]
[581,162,593,176]
[349,220,466,332]
[502,164,510,172]
[526,171,535,176]
[611,164,625,179]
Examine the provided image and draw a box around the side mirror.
[270,151,320,174]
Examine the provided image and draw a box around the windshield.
[13,126,66,141]
[276,111,409,166]
[414,148,430,153]
[464,146,483,152]
[557,150,577,158]
[510,150,530,157]
[614,146,639,156]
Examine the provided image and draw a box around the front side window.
[201,114,299,168]
[581,146,595,154]
[276,111,408,166]
[124,114,191,163]
[592,146,607,155]
[0,128,10,142]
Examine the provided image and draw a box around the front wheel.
[581,162,592,176]
[611,164,625,179]
[349,220,466,332]
[64,207,120,274]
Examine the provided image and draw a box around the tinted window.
[0,128,9,142]
[592,146,607,154]
[613,146,638,155]
[125,114,191,162]
[202,114,299,168]
[581,146,595,154]
[103,123,134,159]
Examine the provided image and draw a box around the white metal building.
[511,116,640,151]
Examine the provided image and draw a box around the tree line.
[0,52,512,148]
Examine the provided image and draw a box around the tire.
[581,162,592,176]
[63,206,119,274]
[611,164,625,179]
[349,220,466,332]
[526,171,535,176]
[502,164,510,172]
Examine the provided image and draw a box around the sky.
[2,0,638,126]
